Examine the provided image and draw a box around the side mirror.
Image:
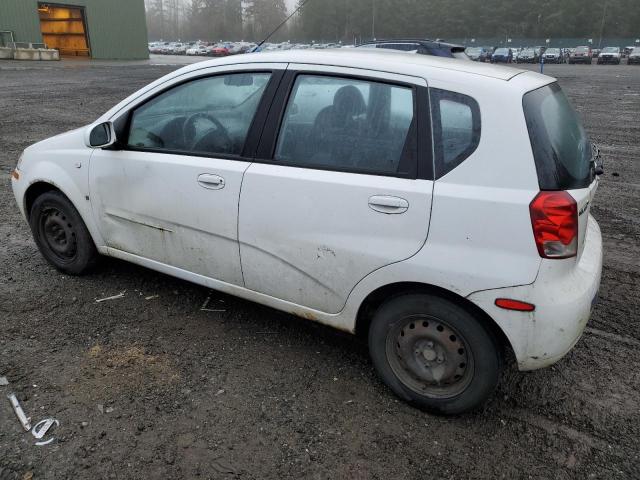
[85,122,117,148]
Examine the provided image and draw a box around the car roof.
[182,49,530,82]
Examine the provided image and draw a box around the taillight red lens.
[529,191,578,259]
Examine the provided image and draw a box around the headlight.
[16,152,24,170]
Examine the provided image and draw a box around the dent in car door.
[238,68,433,314]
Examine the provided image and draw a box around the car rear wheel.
[368,293,502,415]
[29,190,98,275]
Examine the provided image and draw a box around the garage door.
[38,3,90,57]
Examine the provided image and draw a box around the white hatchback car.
[11,50,603,414]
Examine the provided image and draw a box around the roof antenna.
[251,0,315,53]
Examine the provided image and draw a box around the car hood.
[25,127,86,154]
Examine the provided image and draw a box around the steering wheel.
[183,113,233,153]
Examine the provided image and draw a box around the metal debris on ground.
[95,291,126,303]
[0,376,8,386]
[201,295,226,313]
[32,418,59,446]
[7,393,31,431]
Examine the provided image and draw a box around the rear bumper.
[467,215,603,371]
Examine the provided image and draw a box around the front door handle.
[197,174,225,190]
[368,195,409,214]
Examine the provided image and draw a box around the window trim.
[430,87,481,179]
[117,69,284,162]
[255,70,432,180]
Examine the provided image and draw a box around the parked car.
[597,46,621,64]
[207,45,229,57]
[569,46,592,64]
[623,46,635,57]
[465,46,491,62]
[543,47,563,64]
[516,48,538,63]
[628,47,640,65]
[11,50,603,415]
[357,39,469,59]
[491,47,513,63]
[186,45,209,56]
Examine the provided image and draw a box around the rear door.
[238,66,433,314]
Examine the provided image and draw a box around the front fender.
[13,156,105,248]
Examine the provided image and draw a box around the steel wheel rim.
[40,206,78,262]
[385,314,474,398]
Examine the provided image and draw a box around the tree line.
[145,0,640,43]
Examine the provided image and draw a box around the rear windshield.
[523,83,594,190]
[576,46,589,53]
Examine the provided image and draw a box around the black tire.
[29,190,98,275]
[368,293,502,415]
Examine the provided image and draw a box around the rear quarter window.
[430,88,481,178]
[523,83,594,190]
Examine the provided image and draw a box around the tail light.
[530,191,578,259]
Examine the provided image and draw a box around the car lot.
[0,59,639,479]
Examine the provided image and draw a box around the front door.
[89,70,276,286]
[239,69,433,313]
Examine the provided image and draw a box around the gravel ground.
[0,58,639,480]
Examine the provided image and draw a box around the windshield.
[633,47,640,55]
[466,47,481,55]
[494,48,508,55]
[546,48,560,54]
[523,83,593,190]
[575,46,589,53]
[602,47,619,53]
[521,49,534,55]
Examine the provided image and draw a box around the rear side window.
[523,83,593,190]
[274,75,416,177]
[430,88,481,178]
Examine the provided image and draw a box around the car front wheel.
[368,293,502,415]
[29,190,98,275]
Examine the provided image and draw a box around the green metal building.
[0,0,148,59]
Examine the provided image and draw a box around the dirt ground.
[0,57,638,480]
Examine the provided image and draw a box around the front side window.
[274,75,416,176]
[430,88,481,178]
[128,72,271,157]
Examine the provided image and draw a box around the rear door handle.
[368,195,409,214]
[197,174,225,190]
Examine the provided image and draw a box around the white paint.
[11,50,603,372]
